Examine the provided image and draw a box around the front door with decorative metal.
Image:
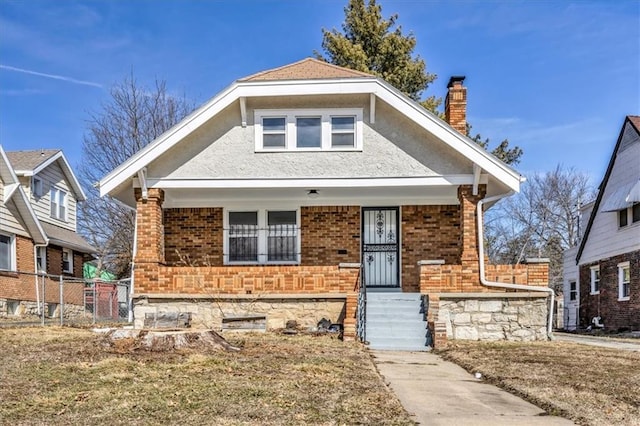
[362,207,400,288]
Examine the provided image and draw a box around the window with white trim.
[590,266,600,295]
[225,209,299,264]
[32,177,43,197]
[62,248,73,273]
[569,281,577,301]
[619,208,628,227]
[633,203,640,223]
[50,187,67,221]
[36,246,47,273]
[618,262,630,301]
[0,233,15,271]
[255,109,363,151]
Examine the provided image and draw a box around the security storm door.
[362,207,400,288]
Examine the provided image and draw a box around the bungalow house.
[0,146,94,316]
[100,58,552,349]
[564,116,640,331]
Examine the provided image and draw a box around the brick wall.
[164,208,223,266]
[136,264,361,295]
[401,205,460,292]
[301,206,360,265]
[419,262,550,293]
[579,250,640,331]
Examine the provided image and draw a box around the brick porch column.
[458,185,486,290]
[133,188,165,293]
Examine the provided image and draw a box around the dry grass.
[438,340,640,426]
[0,327,413,425]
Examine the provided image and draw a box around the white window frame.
[62,248,73,274]
[223,208,301,265]
[590,265,600,295]
[618,261,630,301]
[50,187,68,221]
[32,177,43,197]
[0,232,16,272]
[36,246,47,273]
[255,108,363,152]
[569,280,578,302]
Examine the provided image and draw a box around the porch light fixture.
[307,189,319,199]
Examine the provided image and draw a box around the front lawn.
[0,327,413,425]
[438,340,640,426]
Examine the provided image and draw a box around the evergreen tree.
[318,0,441,112]
[319,0,523,165]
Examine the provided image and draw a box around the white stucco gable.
[100,61,523,207]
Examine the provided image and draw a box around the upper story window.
[590,265,600,295]
[255,109,363,152]
[619,209,628,227]
[618,262,630,301]
[619,204,640,228]
[569,281,577,301]
[50,187,67,221]
[633,203,640,223]
[0,233,15,271]
[32,177,43,197]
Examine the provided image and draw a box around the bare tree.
[79,75,193,278]
[485,165,594,290]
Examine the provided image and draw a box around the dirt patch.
[438,340,640,426]
[0,327,414,425]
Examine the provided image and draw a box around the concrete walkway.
[553,332,640,351]
[372,351,574,426]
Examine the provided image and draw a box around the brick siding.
[164,208,223,266]
[301,206,360,265]
[401,205,460,291]
[579,250,640,331]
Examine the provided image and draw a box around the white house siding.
[30,161,77,232]
[579,125,640,266]
[563,246,579,330]
[0,179,30,237]
[149,95,472,181]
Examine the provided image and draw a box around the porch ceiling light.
[307,189,319,199]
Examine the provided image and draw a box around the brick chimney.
[445,76,467,135]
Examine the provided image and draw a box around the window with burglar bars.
[227,210,298,264]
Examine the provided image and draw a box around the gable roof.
[239,57,372,81]
[6,149,86,201]
[0,146,48,245]
[100,59,523,199]
[576,115,640,263]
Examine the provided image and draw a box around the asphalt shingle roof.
[238,58,373,82]
[5,150,60,171]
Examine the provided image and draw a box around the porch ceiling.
[162,185,460,208]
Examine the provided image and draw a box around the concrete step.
[367,336,431,351]
[366,292,422,302]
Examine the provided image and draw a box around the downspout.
[476,192,555,338]
[129,210,138,323]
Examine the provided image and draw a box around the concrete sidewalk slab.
[554,332,640,351]
[372,351,575,426]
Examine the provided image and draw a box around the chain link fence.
[0,270,131,326]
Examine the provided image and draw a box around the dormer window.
[255,109,363,152]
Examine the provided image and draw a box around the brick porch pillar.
[133,188,165,293]
[458,185,486,290]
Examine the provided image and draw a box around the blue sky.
[0,0,638,184]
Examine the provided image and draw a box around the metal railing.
[0,269,131,326]
[227,224,299,262]
[356,263,366,342]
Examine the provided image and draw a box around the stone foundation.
[0,298,88,320]
[434,294,549,342]
[133,295,346,331]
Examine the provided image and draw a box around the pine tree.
[318,0,441,112]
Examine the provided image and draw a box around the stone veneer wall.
[435,295,548,342]
[133,297,346,331]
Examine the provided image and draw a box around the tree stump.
[104,329,240,352]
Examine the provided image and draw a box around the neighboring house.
[565,116,640,332]
[0,146,95,316]
[100,58,551,348]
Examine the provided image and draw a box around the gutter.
[476,192,555,338]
